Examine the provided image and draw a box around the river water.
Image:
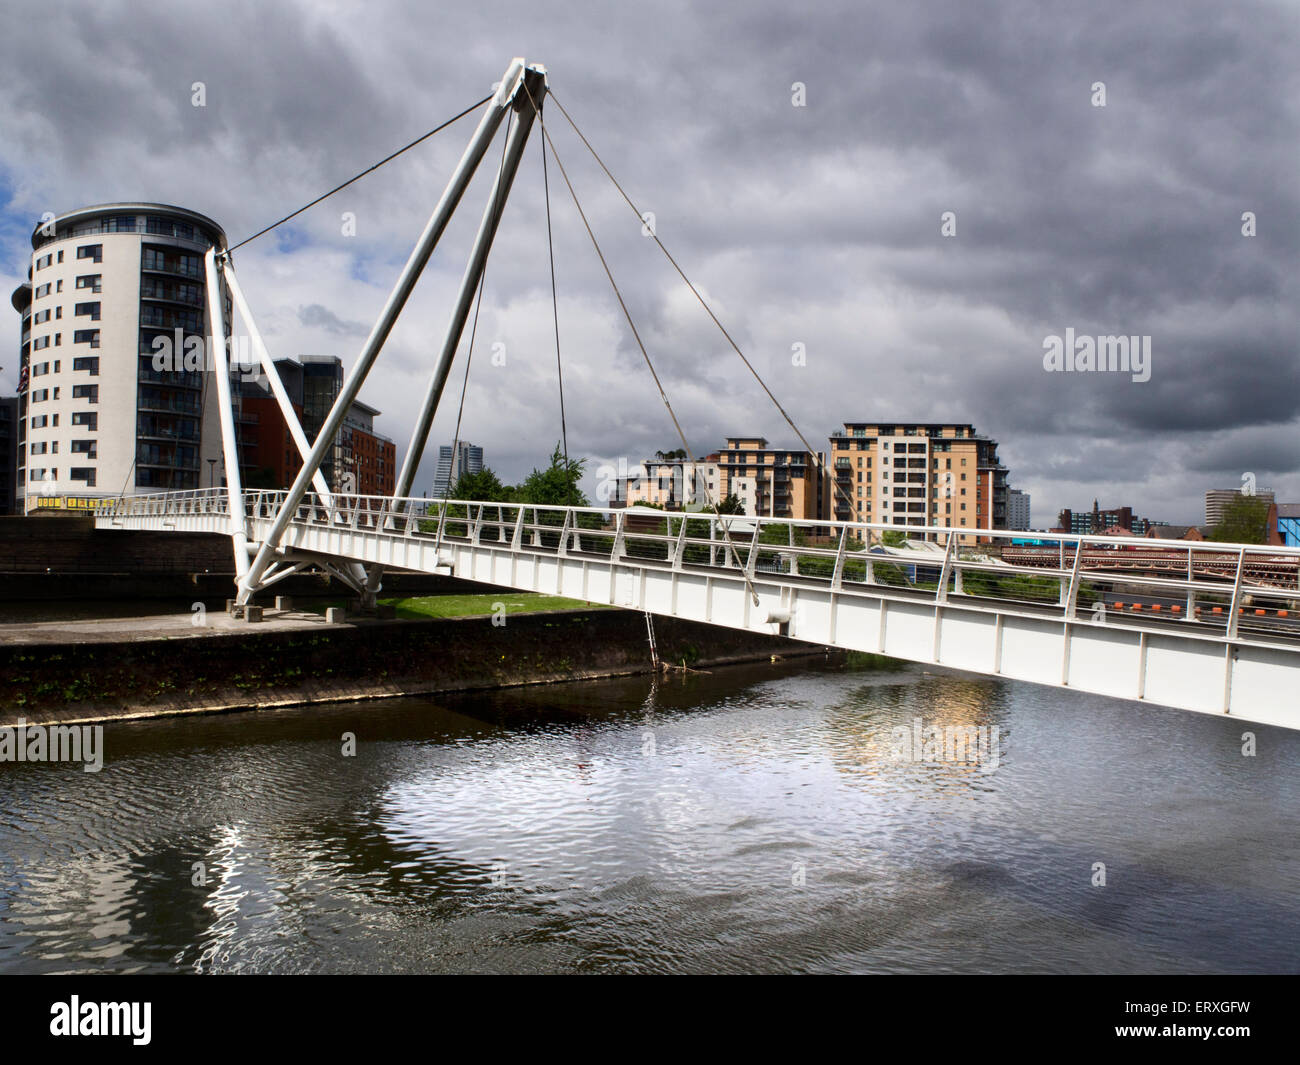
[1,658,1296,974]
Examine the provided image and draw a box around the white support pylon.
[204,247,250,579]
[237,58,539,605]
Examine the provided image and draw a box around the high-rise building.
[1206,487,1274,526]
[433,441,483,498]
[1006,488,1031,531]
[715,437,827,520]
[234,356,394,495]
[11,203,228,510]
[828,423,1008,536]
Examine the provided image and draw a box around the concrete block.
[244,605,264,623]
[275,596,293,611]
[226,599,238,616]
[326,607,345,624]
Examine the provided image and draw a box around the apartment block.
[716,437,826,519]
[620,455,724,509]
[12,203,228,510]
[828,423,1008,534]
[234,356,394,496]
[1205,487,1274,527]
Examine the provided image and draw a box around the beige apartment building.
[716,437,827,520]
[13,203,227,511]
[620,456,723,509]
[828,423,1008,535]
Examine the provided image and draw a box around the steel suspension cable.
[521,83,761,607]
[228,93,494,253]
[540,122,572,504]
[546,91,860,528]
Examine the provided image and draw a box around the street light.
[207,458,217,487]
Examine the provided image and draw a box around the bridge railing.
[100,490,1300,644]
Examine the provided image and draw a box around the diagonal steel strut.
[236,58,543,604]
[364,62,548,601]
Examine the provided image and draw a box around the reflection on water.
[1,659,1296,973]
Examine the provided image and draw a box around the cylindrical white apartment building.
[13,203,229,511]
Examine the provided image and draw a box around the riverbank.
[0,606,829,727]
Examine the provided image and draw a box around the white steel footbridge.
[90,58,1300,730]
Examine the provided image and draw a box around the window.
[30,415,48,429]
[73,357,99,375]
[77,244,103,263]
[71,384,98,403]
[73,329,100,348]
[74,302,100,320]
[57,250,63,263]
[33,336,50,350]
[71,440,97,457]
[69,468,96,486]
[30,441,48,455]
[32,362,49,376]
[71,412,97,430]
[76,274,102,292]
[35,253,52,270]
[30,389,48,402]
[33,309,51,324]
[55,305,62,318]
[34,283,51,298]
[53,360,60,372]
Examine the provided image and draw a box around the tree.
[450,467,511,502]
[516,443,588,506]
[712,493,744,515]
[1210,495,1270,544]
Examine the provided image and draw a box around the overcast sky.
[1,0,1296,525]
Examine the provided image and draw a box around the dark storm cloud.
[0,0,1295,522]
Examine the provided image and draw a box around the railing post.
[671,513,689,570]
[830,527,848,590]
[937,533,956,604]
[1063,538,1085,619]
[1226,546,1247,639]
[612,511,627,560]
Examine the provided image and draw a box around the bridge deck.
[98,490,1300,730]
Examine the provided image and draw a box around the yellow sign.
[27,496,113,512]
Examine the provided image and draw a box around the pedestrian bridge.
[98,489,1300,731]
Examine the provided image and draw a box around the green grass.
[301,593,611,619]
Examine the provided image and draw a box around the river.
[1,657,1296,973]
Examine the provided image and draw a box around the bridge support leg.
[204,248,250,583]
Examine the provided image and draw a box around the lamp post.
[207,458,217,487]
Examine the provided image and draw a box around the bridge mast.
[234,58,547,605]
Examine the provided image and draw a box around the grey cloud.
[0,0,1295,521]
